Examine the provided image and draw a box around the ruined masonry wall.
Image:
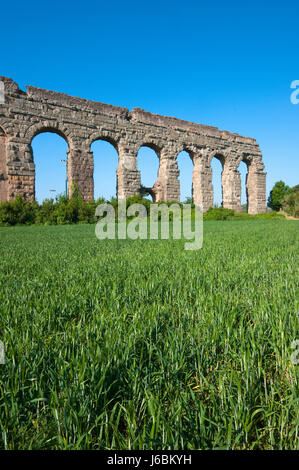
[0,77,266,213]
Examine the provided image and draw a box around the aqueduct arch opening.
[137,144,160,202]
[0,77,267,213]
[210,153,225,208]
[91,137,119,202]
[238,160,249,211]
[30,130,69,202]
[177,150,194,202]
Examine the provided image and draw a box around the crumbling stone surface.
[0,77,266,213]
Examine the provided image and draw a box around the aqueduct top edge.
[0,76,257,145]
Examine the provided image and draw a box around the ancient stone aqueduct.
[0,76,266,213]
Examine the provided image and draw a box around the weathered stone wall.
[0,127,7,202]
[0,76,267,213]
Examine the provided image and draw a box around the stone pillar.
[192,154,213,210]
[117,144,141,199]
[68,148,94,201]
[6,141,35,201]
[155,147,180,202]
[247,168,267,214]
[222,167,242,212]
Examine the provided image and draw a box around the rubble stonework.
[0,77,266,213]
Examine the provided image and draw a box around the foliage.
[0,220,298,449]
[203,207,235,220]
[268,181,291,211]
[0,193,289,227]
[281,185,299,218]
[0,192,97,226]
[183,196,193,204]
[0,195,38,226]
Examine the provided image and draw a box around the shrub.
[268,181,291,211]
[0,192,292,227]
[203,207,235,220]
[0,195,38,226]
[281,185,299,217]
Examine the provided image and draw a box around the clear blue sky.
[1,0,299,203]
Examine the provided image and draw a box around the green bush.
[281,185,299,217]
[203,207,235,220]
[0,195,38,226]
[0,193,290,226]
[268,181,291,211]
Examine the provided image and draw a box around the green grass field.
[0,220,298,449]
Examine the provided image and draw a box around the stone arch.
[136,136,164,159]
[230,154,250,212]
[69,131,120,202]
[139,186,155,201]
[30,130,70,202]
[87,130,120,152]
[23,122,78,201]
[139,142,161,156]
[234,152,265,174]
[208,150,226,167]
[175,143,202,161]
[233,152,265,214]
[90,137,120,201]
[24,121,74,149]
[208,151,226,207]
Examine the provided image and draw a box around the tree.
[268,181,291,211]
[183,196,193,204]
[281,185,299,218]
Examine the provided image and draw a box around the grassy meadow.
[0,219,298,449]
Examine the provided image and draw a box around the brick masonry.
[0,77,266,213]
